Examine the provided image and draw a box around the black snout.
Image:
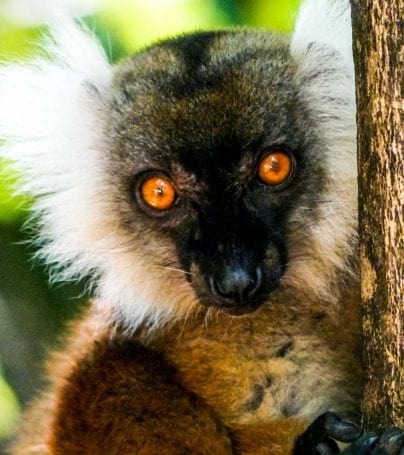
[209,266,263,306]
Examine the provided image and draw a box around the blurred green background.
[0,0,300,450]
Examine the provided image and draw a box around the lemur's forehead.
[110,30,306,180]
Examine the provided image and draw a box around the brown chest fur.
[153,285,363,427]
[10,285,363,454]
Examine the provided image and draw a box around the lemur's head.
[0,1,357,332]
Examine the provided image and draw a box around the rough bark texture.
[351,0,403,431]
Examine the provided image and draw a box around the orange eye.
[140,176,176,211]
[258,151,294,186]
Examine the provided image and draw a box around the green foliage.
[0,363,20,440]
[0,19,41,58]
[0,160,29,224]
[98,0,231,54]
[240,0,301,32]
[0,21,40,223]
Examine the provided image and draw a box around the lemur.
[1,0,403,453]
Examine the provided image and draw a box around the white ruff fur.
[286,0,357,303]
[0,0,357,334]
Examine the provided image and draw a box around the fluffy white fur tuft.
[291,0,354,71]
[0,25,109,288]
[0,22,113,284]
[286,0,358,303]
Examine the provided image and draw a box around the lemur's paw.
[341,427,404,455]
[293,413,404,455]
[293,412,362,454]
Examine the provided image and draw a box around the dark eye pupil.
[271,158,280,170]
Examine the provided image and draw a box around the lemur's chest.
[157,302,363,427]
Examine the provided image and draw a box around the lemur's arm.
[10,327,402,455]
[45,335,312,455]
[46,338,232,455]
[46,337,404,455]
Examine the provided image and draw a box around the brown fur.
[9,280,362,454]
[49,340,232,454]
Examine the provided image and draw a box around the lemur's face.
[0,17,356,330]
[108,31,327,315]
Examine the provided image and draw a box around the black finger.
[293,413,360,455]
[317,438,341,454]
[293,437,341,455]
[303,413,360,443]
[293,413,333,454]
[373,428,404,455]
[323,413,362,443]
[341,433,379,455]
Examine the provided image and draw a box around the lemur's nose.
[209,266,263,305]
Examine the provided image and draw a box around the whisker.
[150,265,193,276]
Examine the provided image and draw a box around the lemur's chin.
[199,298,266,316]
[219,302,265,316]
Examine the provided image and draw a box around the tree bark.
[351,0,403,431]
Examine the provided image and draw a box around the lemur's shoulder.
[11,311,233,455]
[9,311,107,454]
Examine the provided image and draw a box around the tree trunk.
[350,0,403,431]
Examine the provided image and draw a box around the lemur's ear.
[288,0,356,173]
[283,0,358,304]
[0,22,113,282]
[290,0,353,69]
[0,21,112,200]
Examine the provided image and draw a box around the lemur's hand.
[293,412,404,455]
